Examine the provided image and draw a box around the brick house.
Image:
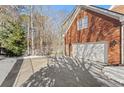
[63,5,124,65]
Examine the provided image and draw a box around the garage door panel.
[72,42,108,63]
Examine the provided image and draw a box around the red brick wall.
[64,9,121,65]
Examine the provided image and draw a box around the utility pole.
[40,7,43,55]
[41,7,45,55]
[27,16,30,55]
[30,5,35,55]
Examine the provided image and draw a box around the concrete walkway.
[0,58,17,86]
[103,66,124,85]
[13,56,48,87]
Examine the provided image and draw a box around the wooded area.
[0,5,67,56]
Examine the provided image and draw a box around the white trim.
[62,6,77,25]
[64,7,80,37]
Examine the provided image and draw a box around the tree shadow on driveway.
[21,56,108,87]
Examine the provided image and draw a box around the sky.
[21,5,111,16]
[96,5,111,9]
[48,5,111,14]
[42,5,112,22]
[48,5,75,13]
[43,5,112,20]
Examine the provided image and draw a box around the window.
[77,16,88,30]
[83,16,88,28]
[77,19,83,30]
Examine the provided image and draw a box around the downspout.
[121,24,124,64]
[120,16,124,64]
[64,36,66,56]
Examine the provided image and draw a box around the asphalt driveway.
[0,58,17,86]
[21,56,108,87]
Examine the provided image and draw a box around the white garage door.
[72,42,108,63]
